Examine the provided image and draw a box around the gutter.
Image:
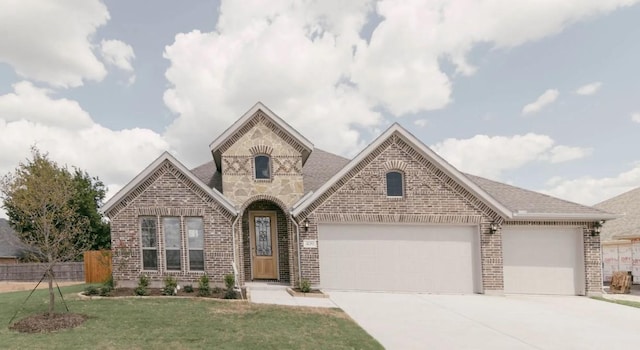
[230,214,241,296]
[290,213,303,288]
[508,212,620,222]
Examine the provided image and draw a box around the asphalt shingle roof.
[595,187,640,240]
[465,174,611,218]
[191,148,610,220]
[0,218,28,258]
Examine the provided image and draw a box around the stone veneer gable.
[220,116,304,207]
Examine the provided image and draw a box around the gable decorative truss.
[291,123,513,220]
[101,152,238,219]
[209,102,314,171]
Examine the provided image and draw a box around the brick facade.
[106,105,606,296]
[108,161,234,288]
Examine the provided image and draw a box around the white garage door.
[317,224,480,293]
[502,227,585,295]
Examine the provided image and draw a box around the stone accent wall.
[240,200,291,283]
[220,117,304,207]
[108,160,234,288]
[295,134,501,291]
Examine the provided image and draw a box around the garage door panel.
[318,224,479,293]
[502,227,584,295]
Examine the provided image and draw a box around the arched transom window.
[254,155,271,179]
[386,171,404,197]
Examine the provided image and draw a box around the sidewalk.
[246,282,336,308]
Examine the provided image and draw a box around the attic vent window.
[386,171,404,197]
[254,155,271,179]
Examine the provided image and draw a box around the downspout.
[290,214,303,288]
[231,214,241,297]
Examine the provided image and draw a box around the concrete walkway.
[246,282,336,308]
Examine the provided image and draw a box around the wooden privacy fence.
[84,250,112,283]
[0,262,84,281]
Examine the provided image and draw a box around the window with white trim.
[386,171,404,197]
[163,217,181,271]
[254,155,271,179]
[186,217,204,271]
[140,217,158,271]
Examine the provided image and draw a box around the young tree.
[1,148,90,316]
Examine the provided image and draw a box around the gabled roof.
[0,218,29,258]
[209,102,314,170]
[292,123,513,218]
[466,174,617,221]
[595,186,640,240]
[102,152,237,217]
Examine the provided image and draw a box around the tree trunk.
[47,268,55,317]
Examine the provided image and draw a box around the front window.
[186,217,204,271]
[163,217,181,271]
[254,155,271,179]
[140,217,158,270]
[386,171,404,197]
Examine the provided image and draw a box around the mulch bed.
[10,313,88,333]
[89,287,246,299]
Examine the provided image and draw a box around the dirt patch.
[0,281,83,294]
[9,313,88,333]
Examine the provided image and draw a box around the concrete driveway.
[329,292,640,350]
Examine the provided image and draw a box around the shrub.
[224,274,237,299]
[134,274,150,296]
[162,276,178,296]
[198,274,211,297]
[103,274,115,289]
[99,285,112,296]
[84,285,99,296]
[212,286,223,294]
[183,284,194,293]
[300,280,311,293]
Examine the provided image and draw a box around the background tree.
[1,148,91,316]
[71,169,110,250]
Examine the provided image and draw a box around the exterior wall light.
[489,221,500,234]
[303,218,310,232]
[590,220,605,236]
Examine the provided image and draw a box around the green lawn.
[0,284,382,350]
[591,296,640,309]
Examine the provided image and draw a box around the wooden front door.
[250,211,278,279]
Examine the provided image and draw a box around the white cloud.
[100,39,136,72]
[545,145,593,164]
[522,89,559,115]
[431,133,590,180]
[161,0,636,166]
[575,82,602,95]
[631,112,640,123]
[0,0,110,88]
[0,81,93,129]
[0,84,170,208]
[542,164,640,205]
[414,119,428,127]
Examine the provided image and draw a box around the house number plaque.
[303,239,318,248]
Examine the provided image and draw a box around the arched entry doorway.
[241,198,291,283]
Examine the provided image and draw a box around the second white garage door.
[502,226,585,295]
[317,224,480,293]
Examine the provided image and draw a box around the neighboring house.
[0,218,27,264]
[102,102,615,296]
[595,188,640,283]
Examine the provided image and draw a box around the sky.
[1,0,640,217]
